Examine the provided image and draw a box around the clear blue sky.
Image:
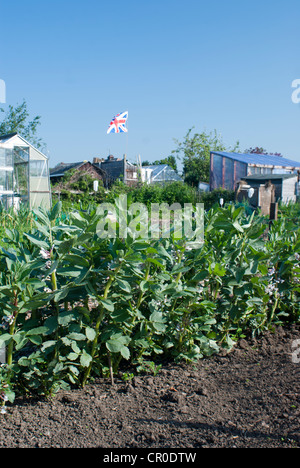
[1,0,300,170]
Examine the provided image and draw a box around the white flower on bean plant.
[40,248,51,260]
[1,315,14,329]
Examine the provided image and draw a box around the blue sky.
[1,0,300,170]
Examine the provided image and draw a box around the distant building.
[0,132,51,210]
[51,157,183,192]
[93,155,138,187]
[50,161,105,185]
[141,164,182,185]
[238,173,298,205]
[210,151,300,191]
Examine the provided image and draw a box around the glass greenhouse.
[141,164,182,185]
[0,133,51,210]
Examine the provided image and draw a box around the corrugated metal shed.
[210,151,300,191]
[212,151,300,168]
[242,174,297,181]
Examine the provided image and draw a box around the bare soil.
[0,324,299,449]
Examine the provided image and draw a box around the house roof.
[211,151,300,169]
[242,173,298,182]
[50,161,106,179]
[50,162,86,177]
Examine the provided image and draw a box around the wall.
[210,153,247,191]
[282,176,297,203]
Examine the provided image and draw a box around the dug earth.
[0,324,299,448]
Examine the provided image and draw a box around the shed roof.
[211,151,300,169]
[243,173,298,182]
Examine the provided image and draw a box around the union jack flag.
[107,111,128,134]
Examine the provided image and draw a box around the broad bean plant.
[0,201,299,405]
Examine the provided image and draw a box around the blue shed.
[210,151,300,191]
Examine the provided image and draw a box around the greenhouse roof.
[211,151,300,168]
[142,164,182,181]
[0,132,18,142]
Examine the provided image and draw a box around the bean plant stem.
[6,292,18,367]
[81,265,121,387]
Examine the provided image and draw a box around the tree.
[152,155,177,172]
[0,100,44,149]
[172,128,240,186]
[244,147,283,157]
[142,156,178,171]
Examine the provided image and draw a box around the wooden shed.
[240,173,298,204]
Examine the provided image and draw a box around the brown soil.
[0,324,299,449]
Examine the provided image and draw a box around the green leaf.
[41,340,57,352]
[116,279,131,293]
[120,346,130,360]
[58,238,76,256]
[99,298,114,312]
[67,332,86,341]
[26,326,48,336]
[28,335,43,345]
[64,254,90,268]
[146,258,165,269]
[33,208,51,227]
[0,333,13,346]
[49,202,62,221]
[56,266,84,277]
[233,221,244,233]
[192,270,208,282]
[67,352,79,361]
[5,389,15,404]
[23,233,49,250]
[106,334,131,354]
[58,311,79,327]
[80,350,93,368]
[44,316,59,335]
[85,327,96,341]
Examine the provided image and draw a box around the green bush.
[199,188,235,210]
